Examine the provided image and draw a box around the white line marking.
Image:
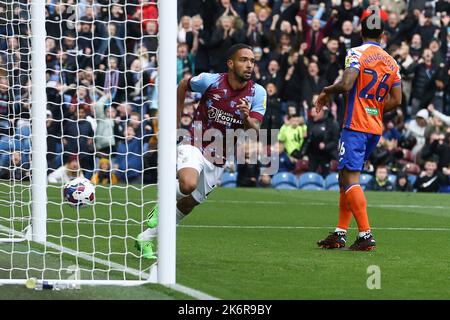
[2,196,450,210]
[207,200,450,210]
[179,225,450,231]
[0,224,219,300]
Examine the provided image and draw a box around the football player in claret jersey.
[135,44,267,259]
[315,12,402,250]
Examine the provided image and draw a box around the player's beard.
[235,69,252,83]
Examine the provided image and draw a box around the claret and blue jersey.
[186,72,267,160]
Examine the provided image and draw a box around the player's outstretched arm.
[177,79,189,127]
[384,85,402,113]
[315,68,359,112]
[323,67,359,95]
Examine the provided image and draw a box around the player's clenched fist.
[238,98,251,119]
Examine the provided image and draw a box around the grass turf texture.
[1,185,450,299]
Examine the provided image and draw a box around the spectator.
[259,173,272,187]
[208,15,245,72]
[303,4,335,58]
[414,157,447,192]
[318,37,344,86]
[261,82,282,133]
[395,172,414,192]
[403,109,430,157]
[254,0,271,16]
[178,15,192,44]
[62,103,94,174]
[300,61,327,106]
[93,91,116,157]
[237,142,260,187]
[259,59,283,90]
[115,125,142,183]
[278,113,307,161]
[366,166,394,191]
[339,20,362,51]
[48,155,83,184]
[126,58,151,108]
[302,108,339,177]
[91,158,118,185]
[245,12,267,48]
[177,43,195,83]
[96,57,126,103]
[186,15,210,75]
[420,132,450,170]
[406,48,438,113]
[142,20,159,60]
[428,104,450,126]
[0,151,30,181]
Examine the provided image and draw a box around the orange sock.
[337,187,352,231]
[345,184,370,232]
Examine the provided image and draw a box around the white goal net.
[0,0,176,286]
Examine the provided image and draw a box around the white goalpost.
[0,0,176,287]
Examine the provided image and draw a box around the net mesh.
[0,0,159,282]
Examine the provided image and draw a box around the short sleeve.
[392,62,402,87]
[344,48,361,71]
[249,84,267,122]
[188,73,221,94]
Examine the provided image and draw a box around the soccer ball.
[63,177,95,208]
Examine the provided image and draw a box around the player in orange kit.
[315,10,402,250]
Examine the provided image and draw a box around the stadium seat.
[327,184,340,191]
[298,172,324,189]
[325,173,339,190]
[275,183,298,190]
[359,173,373,187]
[220,171,237,188]
[271,172,297,189]
[407,175,417,186]
[300,184,324,191]
[388,174,397,185]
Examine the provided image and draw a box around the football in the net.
[63,177,95,208]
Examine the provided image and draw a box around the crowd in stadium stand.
[0,0,449,193]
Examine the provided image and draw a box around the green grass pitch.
[1,185,450,299]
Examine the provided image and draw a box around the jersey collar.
[363,41,381,47]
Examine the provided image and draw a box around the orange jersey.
[343,42,401,135]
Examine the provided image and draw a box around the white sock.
[359,230,371,238]
[176,180,188,201]
[138,227,157,241]
[335,228,347,233]
[176,207,186,225]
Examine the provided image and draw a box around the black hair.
[361,13,384,40]
[425,155,439,164]
[226,43,253,61]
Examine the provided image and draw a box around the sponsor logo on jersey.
[365,106,379,116]
[207,106,243,125]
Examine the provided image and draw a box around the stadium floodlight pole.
[30,0,48,243]
[157,0,177,284]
